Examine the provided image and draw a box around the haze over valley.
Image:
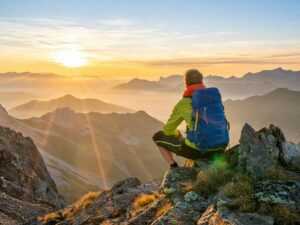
[1,67,300,202]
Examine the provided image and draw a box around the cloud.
[0,17,300,67]
[99,19,133,26]
[126,52,300,66]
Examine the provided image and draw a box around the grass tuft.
[39,191,100,222]
[155,202,172,218]
[259,204,300,225]
[193,161,234,196]
[133,194,157,210]
[222,174,255,212]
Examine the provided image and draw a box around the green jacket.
[162,97,197,149]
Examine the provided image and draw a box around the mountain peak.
[58,94,79,100]
[0,104,9,117]
[0,104,14,124]
[274,67,284,71]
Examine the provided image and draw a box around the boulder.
[152,201,203,225]
[197,203,274,225]
[280,141,300,171]
[29,178,159,225]
[160,167,197,203]
[253,180,300,207]
[227,123,280,177]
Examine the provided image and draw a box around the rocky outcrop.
[26,123,300,225]
[227,123,281,177]
[280,141,300,171]
[253,180,300,207]
[197,204,274,225]
[0,126,65,224]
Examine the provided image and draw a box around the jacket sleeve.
[162,100,184,136]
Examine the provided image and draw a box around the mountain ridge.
[9,94,133,119]
[113,68,300,99]
[0,104,165,202]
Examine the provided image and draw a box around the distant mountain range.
[113,75,182,91]
[0,91,45,109]
[224,88,300,144]
[113,68,300,99]
[0,105,165,202]
[9,94,133,119]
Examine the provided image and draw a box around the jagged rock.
[184,191,200,202]
[0,126,64,224]
[197,204,274,225]
[253,180,300,207]
[280,141,300,171]
[227,123,280,177]
[29,178,159,225]
[152,201,203,225]
[111,177,142,195]
[160,167,197,203]
[127,198,168,225]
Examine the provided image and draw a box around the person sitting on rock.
[153,69,229,168]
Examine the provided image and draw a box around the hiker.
[153,69,229,168]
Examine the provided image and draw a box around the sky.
[0,0,300,78]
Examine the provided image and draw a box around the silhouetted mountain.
[224,88,300,144]
[0,71,61,78]
[113,68,300,99]
[158,74,182,86]
[113,78,169,91]
[9,94,133,118]
[0,126,64,224]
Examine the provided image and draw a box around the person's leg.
[152,131,181,167]
[157,146,179,167]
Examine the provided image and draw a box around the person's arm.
[163,100,184,136]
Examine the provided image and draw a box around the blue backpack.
[187,87,229,153]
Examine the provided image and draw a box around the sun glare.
[53,50,87,67]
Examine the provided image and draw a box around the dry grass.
[155,202,172,218]
[133,194,157,210]
[39,191,100,222]
[193,166,234,196]
[273,206,300,225]
[264,169,287,180]
[38,212,61,223]
[259,204,300,225]
[222,174,255,212]
[181,183,193,194]
[101,221,112,225]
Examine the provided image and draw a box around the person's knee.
[152,130,164,142]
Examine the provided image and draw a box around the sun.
[53,50,88,67]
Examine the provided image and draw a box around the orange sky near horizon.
[1,13,300,79]
[1,57,300,79]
